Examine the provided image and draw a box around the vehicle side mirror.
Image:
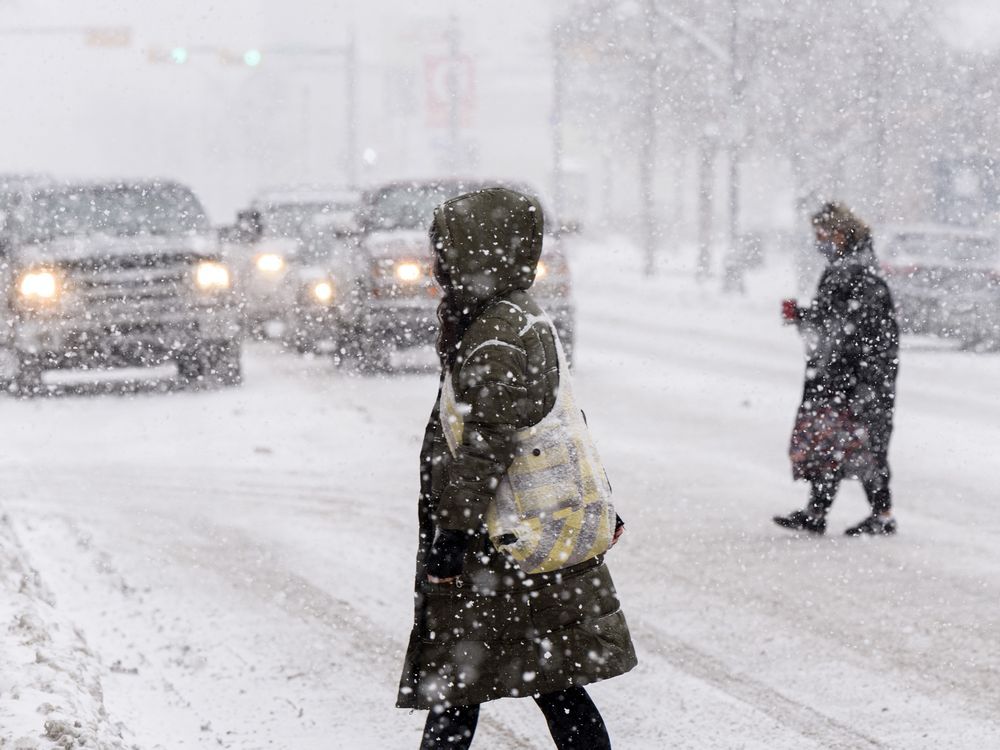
[355,208,374,233]
[236,209,263,239]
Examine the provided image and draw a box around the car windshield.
[362,182,555,233]
[362,184,461,232]
[883,231,1000,264]
[259,201,358,239]
[21,184,209,242]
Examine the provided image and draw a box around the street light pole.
[646,6,736,280]
[551,24,566,225]
[640,0,658,277]
[446,12,462,174]
[722,0,746,293]
[345,26,359,187]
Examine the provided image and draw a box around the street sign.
[425,54,475,127]
[84,27,131,48]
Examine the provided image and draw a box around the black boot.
[844,514,897,537]
[772,509,826,535]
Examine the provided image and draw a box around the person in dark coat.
[396,187,636,749]
[774,202,900,536]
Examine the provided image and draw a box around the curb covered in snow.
[0,512,134,749]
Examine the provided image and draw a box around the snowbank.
[0,513,133,749]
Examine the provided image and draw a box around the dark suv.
[351,180,576,370]
[0,180,242,394]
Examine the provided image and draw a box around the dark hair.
[811,202,872,252]
[430,219,468,370]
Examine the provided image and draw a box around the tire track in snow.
[574,316,1000,740]
[7,463,410,530]
[165,515,540,750]
[16,506,537,749]
[635,622,886,749]
[583,303,1000,426]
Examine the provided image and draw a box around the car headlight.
[18,269,62,305]
[395,261,422,282]
[256,253,285,274]
[195,261,231,291]
[311,279,335,304]
[535,261,548,280]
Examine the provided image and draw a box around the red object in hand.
[782,298,798,323]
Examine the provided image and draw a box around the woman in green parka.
[396,187,636,749]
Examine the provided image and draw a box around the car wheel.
[1,351,44,397]
[287,330,314,355]
[357,337,393,373]
[179,342,242,387]
[0,347,17,392]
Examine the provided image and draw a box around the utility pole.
[723,0,745,293]
[640,0,658,277]
[345,25,359,187]
[552,24,566,226]
[446,12,462,174]
[696,134,716,280]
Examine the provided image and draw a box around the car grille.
[60,253,201,321]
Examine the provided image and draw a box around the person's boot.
[844,513,897,537]
[772,509,826,535]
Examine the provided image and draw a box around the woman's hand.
[611,515,625,547]
[611,524,625,547]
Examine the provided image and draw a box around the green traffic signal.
[243,49,262,67]
[170,47,188,64]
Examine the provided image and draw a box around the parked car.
[221,187,361,350]
[879,224,1000,347]
[351,179,576,370]
[0,180,241,394]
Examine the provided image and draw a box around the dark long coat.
[790,241,900,480]
[397,188,636,711]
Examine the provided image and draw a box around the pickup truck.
[0,180,242,394]
[221,187,361,353]
[351,179,576,370]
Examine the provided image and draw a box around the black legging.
[809,459,892,516]
[419,686,611,750]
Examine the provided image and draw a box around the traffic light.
[243,49,262,67]
[170,47,189,64]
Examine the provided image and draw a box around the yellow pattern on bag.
[441,323,615,575]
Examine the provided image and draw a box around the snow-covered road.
[2,241,998,749]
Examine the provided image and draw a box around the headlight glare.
[395,261,422,282]
[195,261,231,291]
[535,261,548,280]
[256,253,285,274]
[311,280,335,303]
[19,270,60,301]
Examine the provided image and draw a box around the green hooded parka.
[396,187,636,711]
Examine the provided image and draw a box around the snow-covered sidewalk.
[0,512,133,749]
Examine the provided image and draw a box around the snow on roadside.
[0,512,133,750]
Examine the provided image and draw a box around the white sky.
[939,0,1000,51]
[0,0,554,218]
[0,0,994,219]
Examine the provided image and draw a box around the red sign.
[425,54,475,127]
